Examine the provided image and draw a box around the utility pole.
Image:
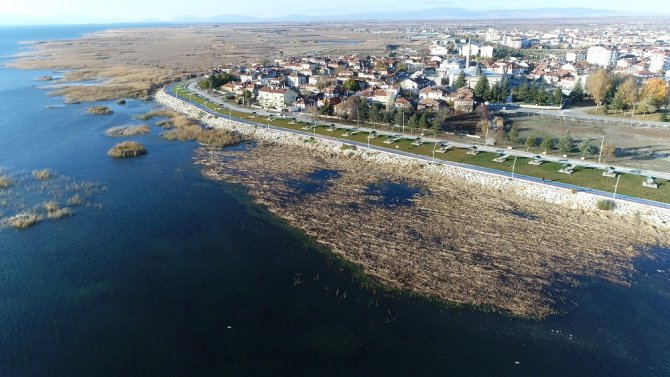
[598,135,605,164]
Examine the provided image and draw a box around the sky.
[0,0,666,24]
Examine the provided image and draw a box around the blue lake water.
[1,25,670,376]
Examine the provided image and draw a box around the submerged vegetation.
[0,176,12,188]
[0,167,104,231]
[105,124,151,137]
[87,105,113,115]
[108,141,147,158]
[32,169,51,181]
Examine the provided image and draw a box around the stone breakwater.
[155,90,670,228]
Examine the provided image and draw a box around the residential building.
[587,46,618,67]
[257,87,298,110]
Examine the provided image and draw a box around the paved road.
[183,81,670,182]
[498,104,670,129]
[165,82,670,210]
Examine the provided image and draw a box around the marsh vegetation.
[196,142,670,319]
[87,105,113,115]
[105,124,150,137]
[108,141,147,158]
[0,167,103,230]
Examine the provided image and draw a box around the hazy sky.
[0,0,665,22]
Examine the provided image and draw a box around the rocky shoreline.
[156,90,670,318]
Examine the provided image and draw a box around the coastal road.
[166,82,670,210]
[184,81,670,182]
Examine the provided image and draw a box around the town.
[199,21,670,138]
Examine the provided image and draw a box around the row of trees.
[318,97,448,132]
[511,80,564,106]
[453,72,513,103]
[198,73,234,90]
[585,69,669,114]
[520,132,615,159]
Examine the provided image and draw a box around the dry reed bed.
[105,124,150,137]
[9,25,420,102]
[108,141,147,158]
[195,143,670,319]
[138,109,244,148]
[87,105,113,115]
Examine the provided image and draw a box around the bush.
[596,199,615,211]
[107,141,147,158]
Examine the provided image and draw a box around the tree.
[477,120,490,137]
[487,84,500,103]
[474,76,490,100]
[570,80,584,103]
[614,76,638,113]
[394,110,405,128]
[525,134,536,151]
[475,104,491,122]
[408,114,419,130]
[557,133,573,155]
[552,87,563,107]
[454,70,467,89]
[579,140,595,157]
[640,78,669,109]
[540,135,554,152]
[586,69,611,108]
[431,113,443,132]
[369,105,381,125]
[601,143,616,161]
[342,78,359,93]
[419,113,429,130]
[508,126,520,144]
[319,99,334,116]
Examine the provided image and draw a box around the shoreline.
[156,89,670,229]
[157,89,670,319]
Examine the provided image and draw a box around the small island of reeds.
[108,141,147,158]
[87,105,113,115]
[105,124,150,137]
[0,175,12,188]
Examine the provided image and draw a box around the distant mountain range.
[0,7,664,26]
[173,7,658,23]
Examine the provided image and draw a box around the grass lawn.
[584,109,667,122]
[171,85,670,204]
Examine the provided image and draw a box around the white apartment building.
[649,53,670,73]
[257,87,298,110]
[587,46,618,67]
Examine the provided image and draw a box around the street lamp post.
[598,135,605,164]
[432,142,437,161]
[613,174,621,199]
[512,156,518,179]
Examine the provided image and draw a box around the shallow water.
[1,26,670,377]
